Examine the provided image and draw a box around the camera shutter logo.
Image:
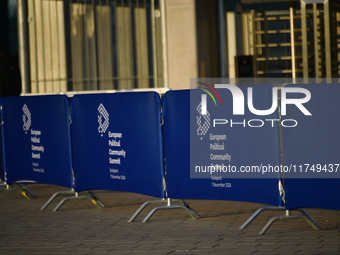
[199,84,311,129]
[197,102,210,139]
[98,103,109,136]
[22,104,31,134]
[197,82,223,139]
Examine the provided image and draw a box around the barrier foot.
[16,183,37,199]
[128,199,167,222]
[175,199,201,219]
[88,191,106,208]
[259,210,321,235]
[40,190,75,210]
[142,198,200,222]
[128,198,200,222]
[298,208,322,230]
[240,206,285,230]
[0,183,37,200]
[52,191,105,212]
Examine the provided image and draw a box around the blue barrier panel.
[282,84,340,210]
[162,87,282,205]
[70,92,165,198]
[2,95,73,188]
[0,98,4,181]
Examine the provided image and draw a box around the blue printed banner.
[163,89,283,205]
[190,79,281,179]
[0,98,4,181]
[2,95,73,187]
[70,92,165,198]
[282,84,340,179]
[283,84,340,209]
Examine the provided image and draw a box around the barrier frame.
[240,206,321,235]
[161,88,288,229]
[41,189,105,211]
[51,91,197,219]
[239,86,320,234]
[0,101,36,199]
[128,92,200,222]
[128,198,200,223]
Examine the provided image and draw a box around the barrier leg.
[240,206,320,235]
[40,190,75,210]
[16,183,37,199]
[175,199,201,219]
[128,198,200,222]
[53,191,105,212]
[0,182,37,200]
[0,183,10,190]
[87,191,106,208]
[298,208,322,230]
[240,206,285,229]
[142,198,200,222]
[259,210,321,235]
[128,199,167,222]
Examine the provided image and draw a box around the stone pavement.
[0,184,340,255]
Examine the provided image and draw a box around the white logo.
[202,84,312,116]
[98,103,109,136]
[197,102,210,139]
[200,84,312,128]
[22,104,31,133]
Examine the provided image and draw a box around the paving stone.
[0,184,340,254]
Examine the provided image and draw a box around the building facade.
[5,0,340,93]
